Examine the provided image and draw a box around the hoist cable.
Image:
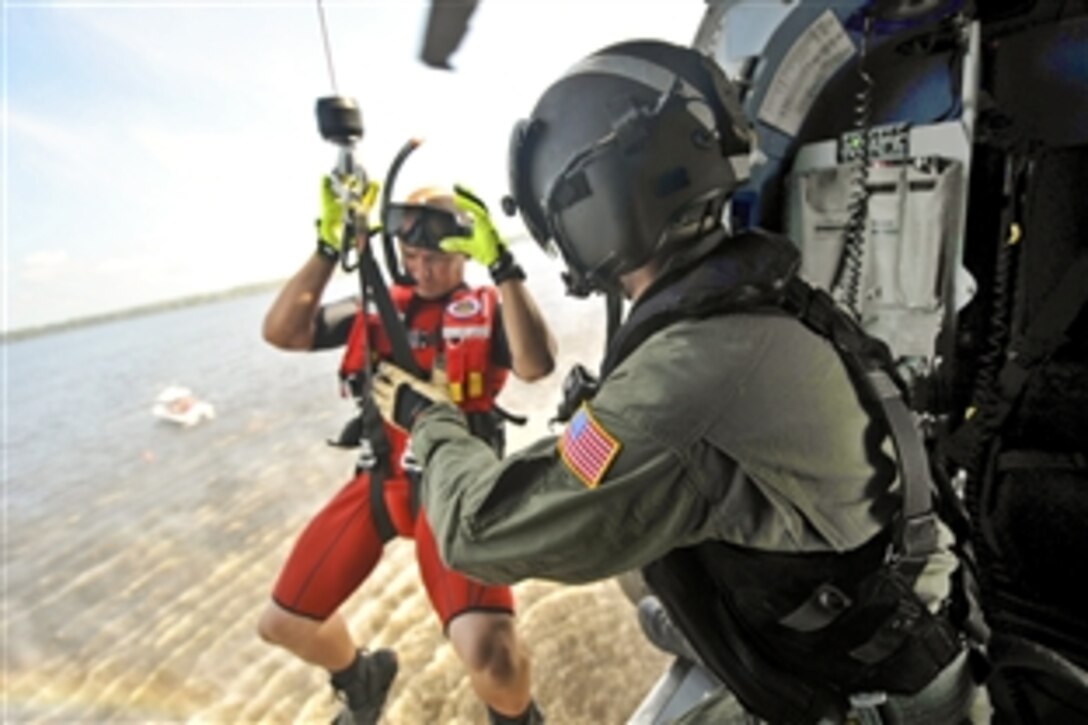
[316,0,339,94]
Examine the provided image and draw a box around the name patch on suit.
[446,297,482,319]
[558,405,621,488]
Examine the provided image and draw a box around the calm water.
[12,294,286,467]
[3,284,668,724]
[5,291,361,718]
[6,290,350,533]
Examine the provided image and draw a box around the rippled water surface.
[5,272,669,723]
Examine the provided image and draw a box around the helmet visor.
[384,203,470,250]
[542,136,634,293]
[507,119,552,249]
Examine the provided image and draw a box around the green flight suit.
[413,311,957,606]
[411,302,968,723]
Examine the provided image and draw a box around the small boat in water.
[152,385,215,427]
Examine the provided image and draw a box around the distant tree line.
[2,279,285,343]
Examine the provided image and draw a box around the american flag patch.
[558,405,621,488]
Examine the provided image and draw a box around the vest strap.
[784,277,939,561]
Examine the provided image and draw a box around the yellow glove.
[316,174,380,259]
[371,361,451,431]
[439,185,506,267]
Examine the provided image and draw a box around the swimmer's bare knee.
[257,602,313,647]
[449,613,521,682]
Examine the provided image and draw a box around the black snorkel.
[379,138,423,285]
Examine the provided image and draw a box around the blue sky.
[3,0,708,331]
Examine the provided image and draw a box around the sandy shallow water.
[5,261,672,724]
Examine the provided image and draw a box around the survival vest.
[606,230,972,723]
[339,284,508,414]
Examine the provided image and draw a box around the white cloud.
[23,250,69,267]
[94,256,146,274]
[5,1,710,331]
[20,251,71,282]
[66,4,327,96]
[6,109,116,185]
[6,110,85,152]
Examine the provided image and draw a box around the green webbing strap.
[865,369,940,561]
[353,398,397,543]
[784,278,938,561]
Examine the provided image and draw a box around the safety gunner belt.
[608,231,946,566]
[617,231,970,722]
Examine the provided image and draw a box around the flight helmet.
[506,39,752,296]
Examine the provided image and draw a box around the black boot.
[330,649,399,725]
[487,700,544,725]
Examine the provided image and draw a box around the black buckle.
[551,364,599,424]
[898,513,940,567]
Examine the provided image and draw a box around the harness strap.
[782,278,985,680]
[784,277,939,562]
[866,370,940,560]
[352,248,425,542]
[350,401,397,543]
[361,249,426,378]
[367,462,397,543]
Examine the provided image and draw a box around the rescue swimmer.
[258,174,555,725]
[372,39,984,724]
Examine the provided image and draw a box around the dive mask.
[384,203,472,250]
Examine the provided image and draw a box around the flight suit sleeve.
[413,360,719,585]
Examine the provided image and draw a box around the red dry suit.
[272,284,514,626]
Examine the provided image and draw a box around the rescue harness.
[334,284,508,542]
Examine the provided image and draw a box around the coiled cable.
[963,155,1025,470]
[833,14,875,318]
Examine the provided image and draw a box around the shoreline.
[2,279,287,343]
